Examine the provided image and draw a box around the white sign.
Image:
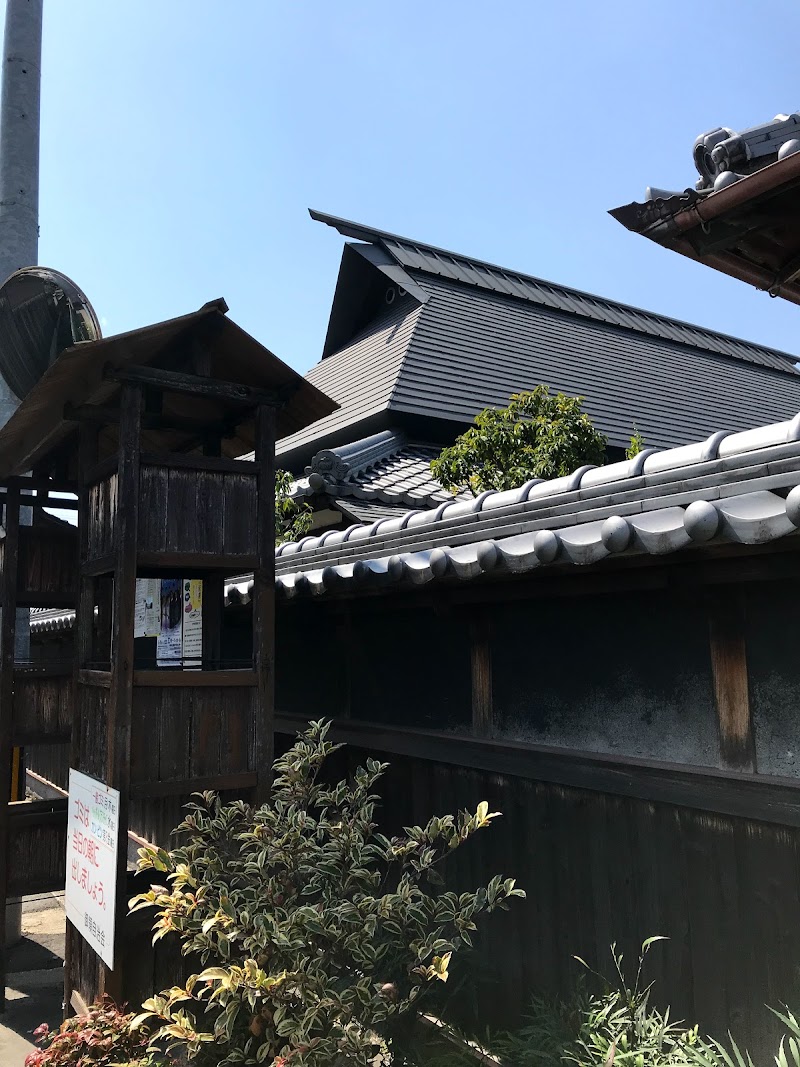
[134,578,161,639]
[65,769,120,969]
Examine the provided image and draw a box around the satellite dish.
[0,266,102,400]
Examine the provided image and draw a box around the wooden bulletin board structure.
[0,298,336,1011]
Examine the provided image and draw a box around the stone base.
[5,899,22,947]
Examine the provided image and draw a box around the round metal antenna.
[0,266,102,400]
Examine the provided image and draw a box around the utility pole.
[0,0,42,421]
[0,0,43,951]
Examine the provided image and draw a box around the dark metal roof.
[277,212,800,469]
[392,273,800,449]
[311,209,799,372]
[276,293,424,464]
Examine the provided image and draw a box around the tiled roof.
[33,416,800,630]
[276,294,423,463]
[276,213,800,465]
[333,499,413,525]
[311,210,799,373]
[274,414,800,598]
[289,429,466,511]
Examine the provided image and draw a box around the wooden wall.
[137,465,257,558]
[17,526,78,604]
[280,725,800,1062]
[86,473,119,562]
[12,668,72,744]
[271,554,800,1060]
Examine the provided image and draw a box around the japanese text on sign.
[65,769,120,969]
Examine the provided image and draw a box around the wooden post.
[708,588,755,772]
[103,383,143,999]
[202,576,223,669]
[253,404,276,805]
[65,424,99,1012]
[470,610,493,737]
[0,490,20,1009]
[334,604,352,719]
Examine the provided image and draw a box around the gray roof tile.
[392,274,800,449]
[314,210,799,372]
[274,413,800,598]
[279,213,800,466]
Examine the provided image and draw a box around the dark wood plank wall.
[74,683,109,783]
[129,684,256,790]
[12,670,72,744]
[279,734,800,1061]
[18,526,78,603]
[137,466,257,557]
[7,800,67,896]
[86,474,119,562]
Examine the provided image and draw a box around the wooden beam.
[0,489,20,1008]
[103,382,143,1001]
[132,670,257,687]
[0,475,80,494]
[273,714,800,830]
[82,455,118,487]
[139,452,258,475]
[105,364,290,407]
[708,589,756,772]
[137,551,258,572]
[129,771,257,799]
[253,404,276,805]
[470,611,493,737]
[78,670,112,688]
[65,403,235,437]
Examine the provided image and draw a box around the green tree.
[625,427,646,461]
[430,387,607,496]
[275,469,313,546]
[130,720,524,1067]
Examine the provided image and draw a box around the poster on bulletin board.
[133,578,160,639]
[156,578,183,667]
[182,579,203,668]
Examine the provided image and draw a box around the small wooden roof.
[0,300,338,477]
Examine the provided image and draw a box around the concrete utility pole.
[0,0,43,423]
[0,2,43,949]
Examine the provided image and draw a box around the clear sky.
[37,1,800,375]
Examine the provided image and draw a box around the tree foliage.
[130,720,525,1067]
[625,427,646,461]
[275,470,313,546]
[430,387,607,496]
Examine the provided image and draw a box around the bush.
[130,719,525,1067]
[430,387,607,496]
[24,996,170,1067]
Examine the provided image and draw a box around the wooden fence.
[273,716,800,1062]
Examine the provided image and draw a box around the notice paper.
[156,578,183,667]
[65,769,120,970]
[133,578,161,639]
[182,579,203,668]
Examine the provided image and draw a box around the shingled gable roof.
[274,414,800,599]
[276,212,800,471]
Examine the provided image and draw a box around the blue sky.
[38,1,800,374]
